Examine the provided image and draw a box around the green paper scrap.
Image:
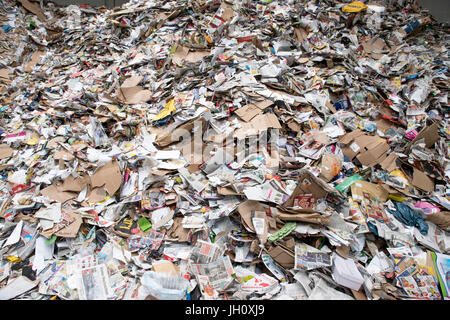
[334,174,363,192]
[137,216,152,232]
[169,45,177,55]
[317,237,326,250]
[45,234,57,245]
[268,222,296,242]
[431,251,449,299]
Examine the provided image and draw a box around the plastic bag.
[141,271,189,300]
[386,201,429,235]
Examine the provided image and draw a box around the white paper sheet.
[3,220,23,247]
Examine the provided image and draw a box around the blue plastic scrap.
[386,201,429,235]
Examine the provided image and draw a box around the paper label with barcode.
[350,142,360,153]
[252,217,265,235]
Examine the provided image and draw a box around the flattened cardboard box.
[117,85,152,105]
[379,152,398,172]
[340,130,365,159]
[90,160,122,195]
[406,122,439,151]
[339,130,390,167]
[356,140,389,167]
[234,99,274,123]
[237,200,263,233]
[166,216,189,242]
[411,168,434,193]
[237,201,279,237]
[23,51,45,72]
[155,116,207,147]
[88,186,108,203]
[276,210,329,225]
[267,244,295,269]
[0,69,11,82]
[152,260,179,275]
[294,26,308,43]
[0,144,14,159]
[55,212,83,238]
[283,169,335,208]
[397,159,435,193]
[60,174,90,192]
[172,45,210,66]
[19,0,47,21]
[235,104,262,122]
[234,113,281,140]
[40,184,77,203]
[351,180,389,203]
[219,1,236,22]
[425,211,450,230]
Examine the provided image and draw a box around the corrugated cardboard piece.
[152,260,179,275]
[294,27,308,43]
[267,238,296,269]
[425,211,450,229]
[235,99,273,122]
[0,144,14,159]
[379,152,398,172]
[276,210,329,225]
[235,104,262,122]
[18,0,47,21]
[283,169,336,209]
[88,187,108,203]
[320,154,342,182]
[351,180,389,203]
[0,68,11,84]
[406,122,439,151]
[55,212,82,238]
[166,216,189,242]
[60,174,91,192]
[219,1,236,22]
[24,51,45,72]
[90,160,122,195]
[40,184,77,203]
[411,168,434,193]
[237,200,265,233]
[339,130,390,167]
[155,117,207,148]
[361,36,386,59]
[172,45,210,66]
[117,86,153,105]
[397,159,435,193]
[234,113,281,139]
[237,201,277,240]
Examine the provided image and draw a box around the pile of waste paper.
[0,0,448,300]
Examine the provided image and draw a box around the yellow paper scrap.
[26,138,38,145]
[342,1,368,13]
[152,99,176,122]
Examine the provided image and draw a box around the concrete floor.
[417,0,450,23]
